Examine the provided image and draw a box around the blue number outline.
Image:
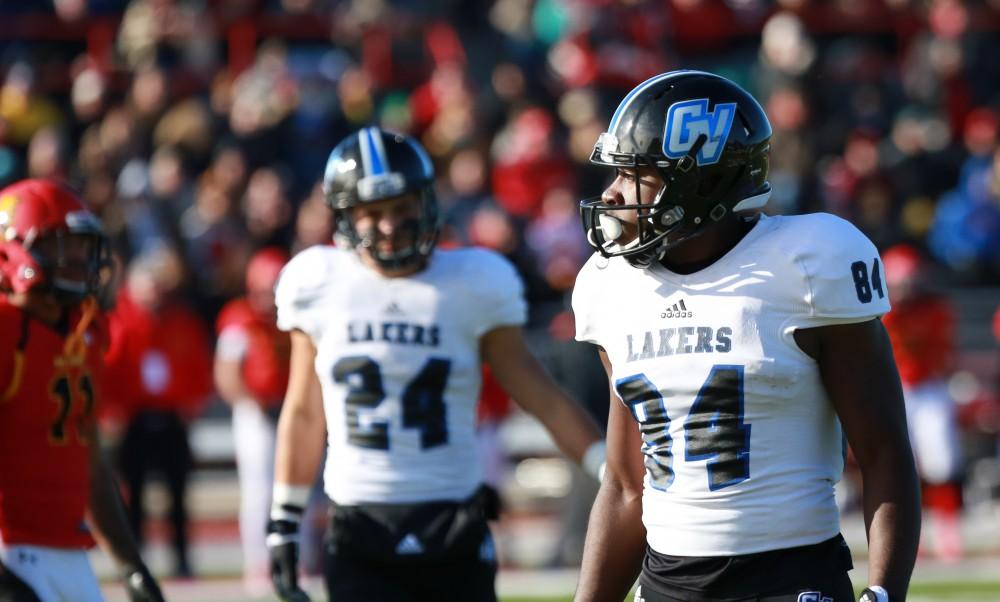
[683,364,751,490]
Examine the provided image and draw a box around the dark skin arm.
[84,423,147,570]
[795,319,920,600]
[574,349,647,602]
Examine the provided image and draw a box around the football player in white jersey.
[572,71,920,602]
[265,127,606,602]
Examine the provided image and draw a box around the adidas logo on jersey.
[383,301,404,315]
[395,533,424,555]
[660,299,692,319]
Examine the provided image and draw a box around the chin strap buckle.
[676,133,708,173]
[676,154,696,173]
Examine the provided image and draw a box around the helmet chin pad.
[356,217,431,271]
[597,213,624,240]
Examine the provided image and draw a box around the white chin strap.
[732,189,771,212]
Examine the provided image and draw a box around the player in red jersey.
[0,179,164,601]
[882,243,964,561]
[214,247,294,595]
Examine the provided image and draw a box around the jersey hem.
[646,524,841,557]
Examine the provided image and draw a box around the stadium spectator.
[215,246,292,596]
[242,166,295,251]
[104,245,214,578]
[290,182,335,254]
[883,243,965,561]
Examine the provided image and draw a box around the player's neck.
[360,253,429,278]
[659,215,758,275]
[7,291,67,327]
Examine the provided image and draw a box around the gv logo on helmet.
[662,99,737,166]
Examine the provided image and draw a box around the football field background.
[95,478,1000,602]
[100,559,1000,601]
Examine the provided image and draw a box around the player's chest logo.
[625,326,732,362]
[347,321,440,348]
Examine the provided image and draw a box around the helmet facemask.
[581,132,715,269]
[27,216,110,304]
[332,189,439,272]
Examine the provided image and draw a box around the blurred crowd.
[1,1,998,315]
[2,0,1000,573]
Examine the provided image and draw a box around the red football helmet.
[245,246,288,316]
[246,247,288,294]
[0,178,108,300]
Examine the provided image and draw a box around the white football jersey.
[573,213,891,556]
[276,245,526,505]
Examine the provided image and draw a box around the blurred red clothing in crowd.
[215,297,290,409]
[103,286,213,423]
[883,295,955,388]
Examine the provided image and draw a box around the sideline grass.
[500,581,1000,602]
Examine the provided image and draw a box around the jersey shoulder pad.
[572,252,630,346]
[440,247,527,333]
[451,247,523,293]
[274,245,342,334]
[777,212,891,323]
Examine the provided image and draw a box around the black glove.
[123,565,165,602]
[267,518,311,602]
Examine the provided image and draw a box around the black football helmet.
[322,127,439,270]
[581,70,772,268]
